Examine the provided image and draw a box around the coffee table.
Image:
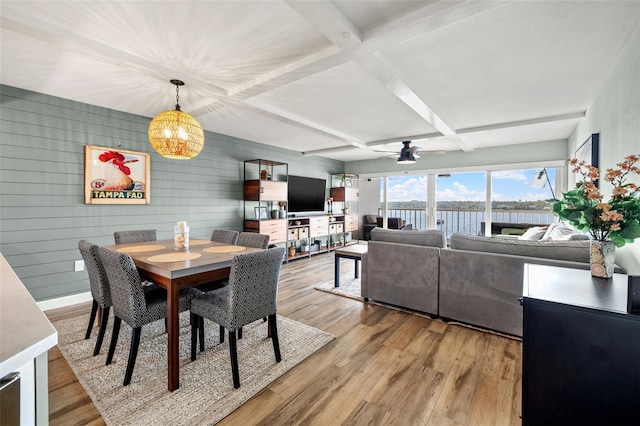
[334,244,367,287]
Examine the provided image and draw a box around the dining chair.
[210,229,239,245]
[190,247,286,389]
[78,240,112,356]
[236,232,270,249]
[97,246,198,386]
[113,229,157,244]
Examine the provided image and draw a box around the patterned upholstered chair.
[236,232,270,249]
[97,247,198,386]
[113,229,157,244]
[190,247,286,388]
[210,229,239,245]
[78,240,112,356]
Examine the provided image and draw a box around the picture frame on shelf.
[254,206,268,220]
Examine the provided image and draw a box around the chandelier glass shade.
[148,80,204,160]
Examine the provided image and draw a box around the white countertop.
[0,253,58,376]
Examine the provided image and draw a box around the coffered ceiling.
[1,1,639,162]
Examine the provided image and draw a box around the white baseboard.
[37,292,92,312]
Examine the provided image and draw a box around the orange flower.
[609,223,622,231]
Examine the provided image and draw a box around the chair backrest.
[211,229,239,245]
[97,246,148,328]
[376,217,405,229]
[237,232,270,249]
[114,229,157,244]
[226,247,285,330]
[78,240,112,308]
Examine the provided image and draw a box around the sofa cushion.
[449,233,590,263]
[370,228,446,248]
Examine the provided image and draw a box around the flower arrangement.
[278,201,287,207]
[327,197,333,214]
[552,154,640,247]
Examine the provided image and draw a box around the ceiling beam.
[227,0,509,102]
[216,0,508,153]
[307,111,584,155]
[357,52,474,153]
[284,1,363,49]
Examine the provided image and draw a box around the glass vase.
[174,225,189,251]
[590,239,615,278]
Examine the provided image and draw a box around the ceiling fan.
[374,140,445,164]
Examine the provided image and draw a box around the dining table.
[104,238,262,391]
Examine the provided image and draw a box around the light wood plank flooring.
[46,252,522,425]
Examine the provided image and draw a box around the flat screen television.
[288,175,326,213]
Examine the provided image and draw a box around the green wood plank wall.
[0,85,343,301]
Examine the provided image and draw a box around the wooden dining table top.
[104,239,261,280]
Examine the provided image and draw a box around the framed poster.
[254,206,268,220]
[84,145,150,204]
[575,133,599,168]
[575,133,600,186]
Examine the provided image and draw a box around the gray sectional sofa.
[361,228,602,337]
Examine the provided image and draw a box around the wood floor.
[46,252,523,425]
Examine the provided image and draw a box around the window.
[375,166,558,238]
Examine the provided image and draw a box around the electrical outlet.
[74,260,85,272]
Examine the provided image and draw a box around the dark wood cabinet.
[522,264,640,426]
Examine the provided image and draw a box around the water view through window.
[380,168,557,237]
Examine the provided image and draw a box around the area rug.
[314,277,363,301]
[53,312,334,425]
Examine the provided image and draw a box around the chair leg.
[268,314,281,362]
[85,300,99,340]
[229,330,240,389]
[238,327,243,340]
[164,317,168,334]
[124,327,141,386]
[190,313,198,361]
[219,325,225,343]
[106,316,121,365]
[93,306,110,356]
[199,316,205,352]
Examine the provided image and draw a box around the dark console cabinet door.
[522,265,640,426]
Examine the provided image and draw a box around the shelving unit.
[330,173,359,245]
[243,165,359,262]
[285,215,347,261]
[243,159,288,245]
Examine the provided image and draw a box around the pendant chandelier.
[148,79,204,160]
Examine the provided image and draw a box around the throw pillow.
[540,222,581,241]
[518,226,548,241]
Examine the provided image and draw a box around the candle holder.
[174,225,189,251]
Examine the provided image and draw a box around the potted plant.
[552,154,640,278]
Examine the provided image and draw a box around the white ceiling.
[1,1,639,162]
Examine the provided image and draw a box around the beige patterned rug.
[54,313,334,425]
[314,277,363,301]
